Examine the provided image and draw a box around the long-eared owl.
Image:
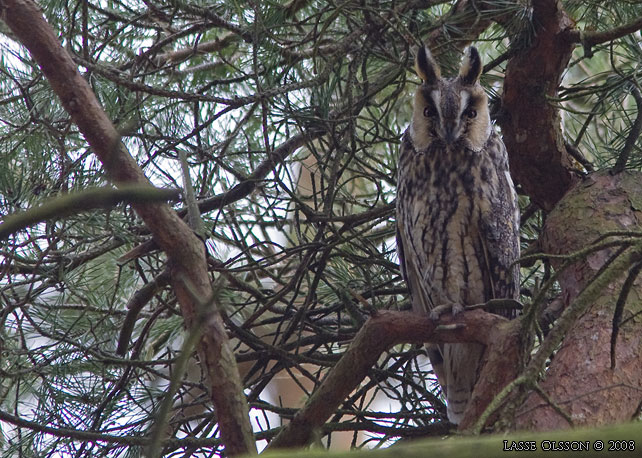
[396,45,519,425]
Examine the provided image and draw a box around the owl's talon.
[429,303,463,321]
[428,304,465,321]
[451,303,465,316]
[428,305,446,321]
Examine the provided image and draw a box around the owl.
[396,45,519,425]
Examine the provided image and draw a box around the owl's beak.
[443,125,457,144]
[435,120,460,144]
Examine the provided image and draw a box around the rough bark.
[517,171,642,430]
[0,0,256,455]
[459,318,524,430]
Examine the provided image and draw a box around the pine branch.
[567,16,642,57]
[612,84,642,174]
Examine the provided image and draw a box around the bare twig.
[610,260,642,369]
[531,384,573,427]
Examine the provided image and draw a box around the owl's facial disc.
[426,88,473,145]
[414,83,488,150]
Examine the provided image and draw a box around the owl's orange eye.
[465,108,477,118]
[423,106,436,118]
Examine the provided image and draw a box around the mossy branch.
[0,186,180,240]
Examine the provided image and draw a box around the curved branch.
[117,269,171,356]
[567,16,642,57]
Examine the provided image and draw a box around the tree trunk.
[516,171,642,429]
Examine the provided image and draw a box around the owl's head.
[410,45,491,152]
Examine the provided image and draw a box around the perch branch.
[267,308,508,450]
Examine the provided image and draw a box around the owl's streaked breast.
[397,130,502,306]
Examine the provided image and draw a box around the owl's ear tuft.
[415,45,440,85]
[459,47,482,85]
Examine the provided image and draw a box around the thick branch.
[0,1,255,455]
[267,309,509,450]
[500,0,579,211]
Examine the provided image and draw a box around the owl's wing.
[396,222,446,394]
[396,223,435,315]
[396,132,435,315]
[479,136,520,317]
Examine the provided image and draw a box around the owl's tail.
[443,342,485,424]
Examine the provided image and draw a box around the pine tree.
[0,1,641,456]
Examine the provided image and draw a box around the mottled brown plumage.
[396,46,519,424]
